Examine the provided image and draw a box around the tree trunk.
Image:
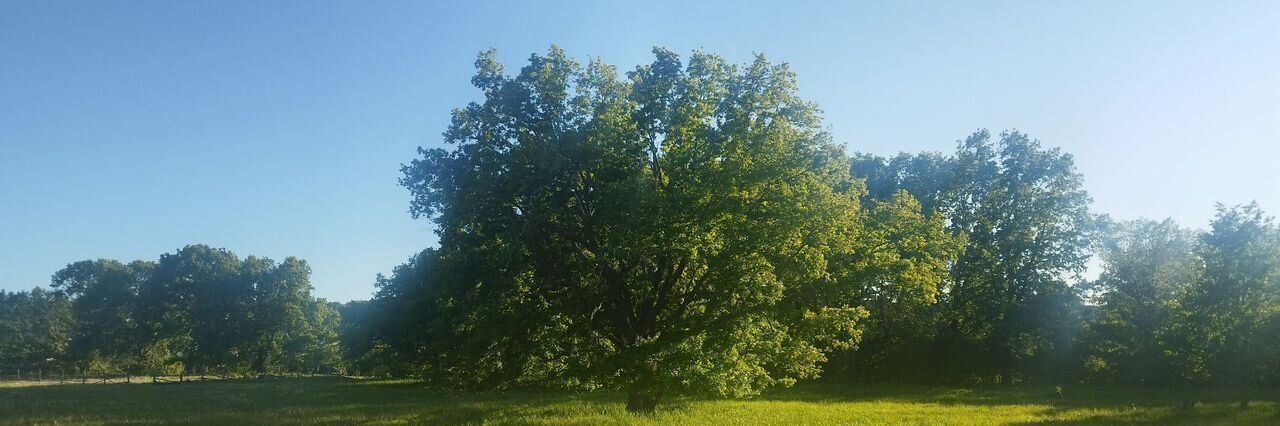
[625,359,662,414]
[625,390,661,414]
[847,348,859,383]
[1239,398,1249,410]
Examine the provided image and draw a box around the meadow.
[1,377,1276,425]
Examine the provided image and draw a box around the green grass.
[1,377,1276,425]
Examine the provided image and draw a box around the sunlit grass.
[0,377,1275,424]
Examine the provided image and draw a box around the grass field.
[1,377,1276,425]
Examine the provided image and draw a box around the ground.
[0,377,1276,425]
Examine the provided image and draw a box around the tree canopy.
[0,245,345,379]
[394,46,960,411]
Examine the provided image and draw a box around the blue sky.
[2,1,1277,301]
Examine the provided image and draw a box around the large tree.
[399,47,958,411]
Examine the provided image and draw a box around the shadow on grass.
[3,378,480,424]
[755,383,1279,425]
[0,377,641,425]
[1,377,1276,424]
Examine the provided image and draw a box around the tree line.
[2,47,1276,413]
[847,142,1280,394]
[0,245,342,380]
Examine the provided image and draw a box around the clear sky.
[2,1,1277,302]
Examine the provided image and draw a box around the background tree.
[63,244,346,379]
[822,191,964,382]
[290,299,343,375]
[1083,218,1199,384]
[937,130,1094,383]
[52,259,153,375]
[239,255,279,374]
[849,131,1095,383]
[158,245,244,376]
[355,249,440,378]
[251,256,315,375]
[0,288,72,376]
[850,152,953,214]
[334,299,379,375]
[1171,203,1280,405]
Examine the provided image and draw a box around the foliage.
[1080,205,1280,394]
[52,259,152,373]
[1082,219,1199,384]
[0,288,71,372]
[848,130,1096,383]
[1171,203,1280,386]
[395,46,959,410]
[937,130,1095,383]
[6,245,344,378]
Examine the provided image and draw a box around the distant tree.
[291,299,343,374]
[52,259,153,375]
[1170,203,1280,405]
[251,256,314,375]
[398,46,959,411]
[9,245,337,380]
[1083,219,1199,384]
[136,255,188,377]
[821,191,964,382]
[137,337,185,378]
[937,130,1095,383]
[236,255,277,374]
[133,245,338,378]
[151,245,245,375]
[841,152,961,381]
[0,288,72,374]
[850,151,953,213]
[357,249,440,378]
[334,299,381,374]
[849,131,1095,383]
